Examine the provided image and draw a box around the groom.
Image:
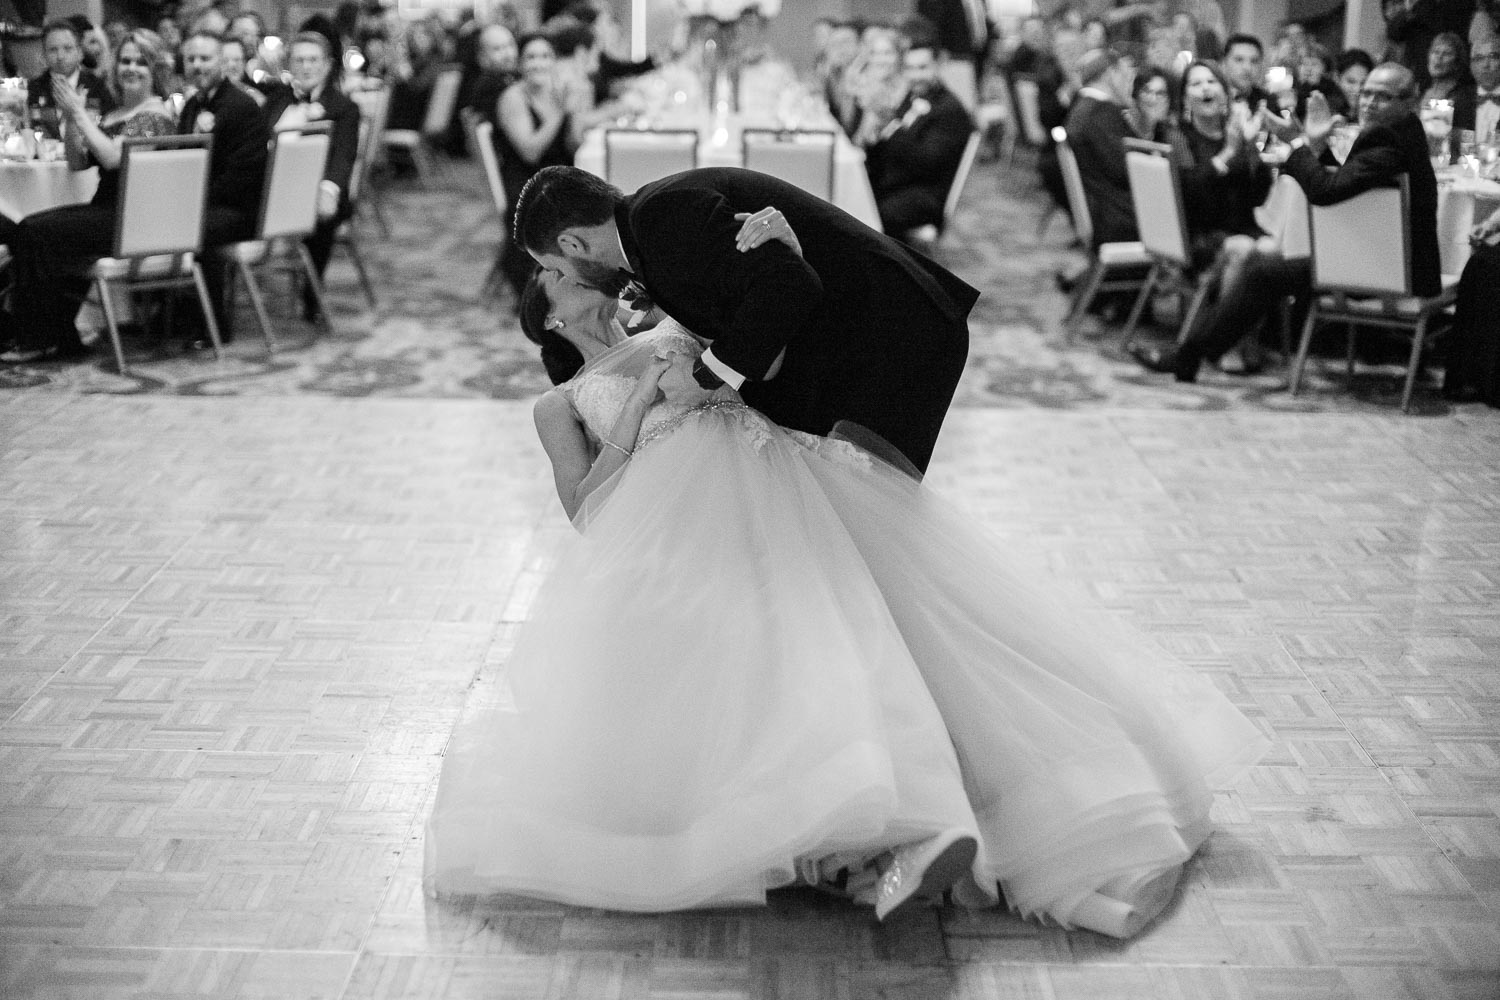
[512,165,979,476]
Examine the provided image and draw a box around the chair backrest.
[352,83,391,162]
[112,133,212,259]
[348,116,376,204]
[942,131,983,230]
[742,128,836,201]
[422,66,464,137]
[1125,146,1190,267]
[1051,125,1093,248]
[1012,75,1049,147]
[1307,177,1410,297]
[604,128,698,194]
[473,118,507,219]
[259,123,332,240]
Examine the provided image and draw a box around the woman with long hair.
[0,29,178,364]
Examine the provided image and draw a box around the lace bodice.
[562,321,720,450]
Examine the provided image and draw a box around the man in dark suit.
[514,165,978,476]
[176,29,270,347]
[1062,47,1139,248]
[866,39,975,242]
[1451,36,1500,146]
[915,0,990,73]
[261,30,362,318]
[1222,33,1271,114]
[1131,63,1440,382]
[27,18,113,140]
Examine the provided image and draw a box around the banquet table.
[575,114,882,232]
[1254,171,1500,277]
[0,161,99,222]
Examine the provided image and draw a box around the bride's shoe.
[1064,866,1181,938]
[866,829,978,921]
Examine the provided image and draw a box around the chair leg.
[236,260,276,355]
[190,262,225,359]
[1120,263,1159,349]
[1177,278,1212,346]
[1066,260,1105,336]
[297,243,332,332]
[1288,303,1320,396]
[367,190,391,239]
[1346,321,1357,380]
[95,277,128,376]
[1401,316,1429,413]
[412,144,436,188]
[341,236,377,309]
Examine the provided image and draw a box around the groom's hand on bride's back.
[734,209,802,258]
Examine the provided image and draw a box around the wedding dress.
[425,322,1268,936]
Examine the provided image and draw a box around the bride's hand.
[628,356,672,407]
[734,208,802,257]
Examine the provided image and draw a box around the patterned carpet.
[0,153,1467,416]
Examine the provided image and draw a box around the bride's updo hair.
[520,271,586,385]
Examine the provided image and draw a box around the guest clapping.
[494,31,577,299]
[27,18,115,141]
[0,30,175,364]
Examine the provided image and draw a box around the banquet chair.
[382,65,462,187]
[906,131,983,249]
[742,128,836,201]
[77,134,218,375]
[465,111,510,301]
[1288,177,1459,412]
[1121,139,1217,350]
[213,123,333,356]
[349,84,392,237]
[1052,126,1151,341]
[334,116,381,309]
[604,129,698,194]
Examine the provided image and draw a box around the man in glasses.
[1131,63,1439,383]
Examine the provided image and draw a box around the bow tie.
[1480,91,1500,107]
[619,276,655,330]
[295,90,316,103]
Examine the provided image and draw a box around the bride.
[423,270,1268,938]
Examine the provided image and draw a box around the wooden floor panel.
[2,395,1499,999]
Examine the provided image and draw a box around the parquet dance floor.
[3,163,1500,999]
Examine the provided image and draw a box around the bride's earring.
[545,316,564,331]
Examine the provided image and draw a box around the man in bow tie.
[263,32,361,320]
[1452,38,1500,146]
[175,30,270,347]
[865,35,975,243]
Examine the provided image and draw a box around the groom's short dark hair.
[514,166,624,254]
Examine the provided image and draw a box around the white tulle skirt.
[424,403,1268,933]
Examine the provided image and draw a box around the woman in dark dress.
[494,31,575,300]
[1166,59,1275,370]
[0,29,177,364]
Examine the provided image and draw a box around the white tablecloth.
[1255,172,1500,276]
[575,116,882,232]
[0,161,99,222]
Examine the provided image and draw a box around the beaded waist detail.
[636,398,754,452]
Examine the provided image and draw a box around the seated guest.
[176,29,271,348]
[846,26,906,148]
[462,23,519,129]
[27,18,115,141]
[1131,63,1440,382]
[1128,65,1174,141]
[1443,205,1500,405]
[1453,36,1500,144]
[1221,32,1270,114]
[263,31,362,321]
[559,1,653,105]
[1336,48,1375,111]
[220,36,267,107]
[1297,41,1349,116]
[864,36,974,243]
[1062,46,1140,248]
[1170,60,1272,268]
[0,30,175,364]
[387,17,447,131]
[494,31,576,299]
[818,20,864,129]
[1421,32,1468,105]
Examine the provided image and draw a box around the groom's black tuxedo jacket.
[617,166,979,473]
